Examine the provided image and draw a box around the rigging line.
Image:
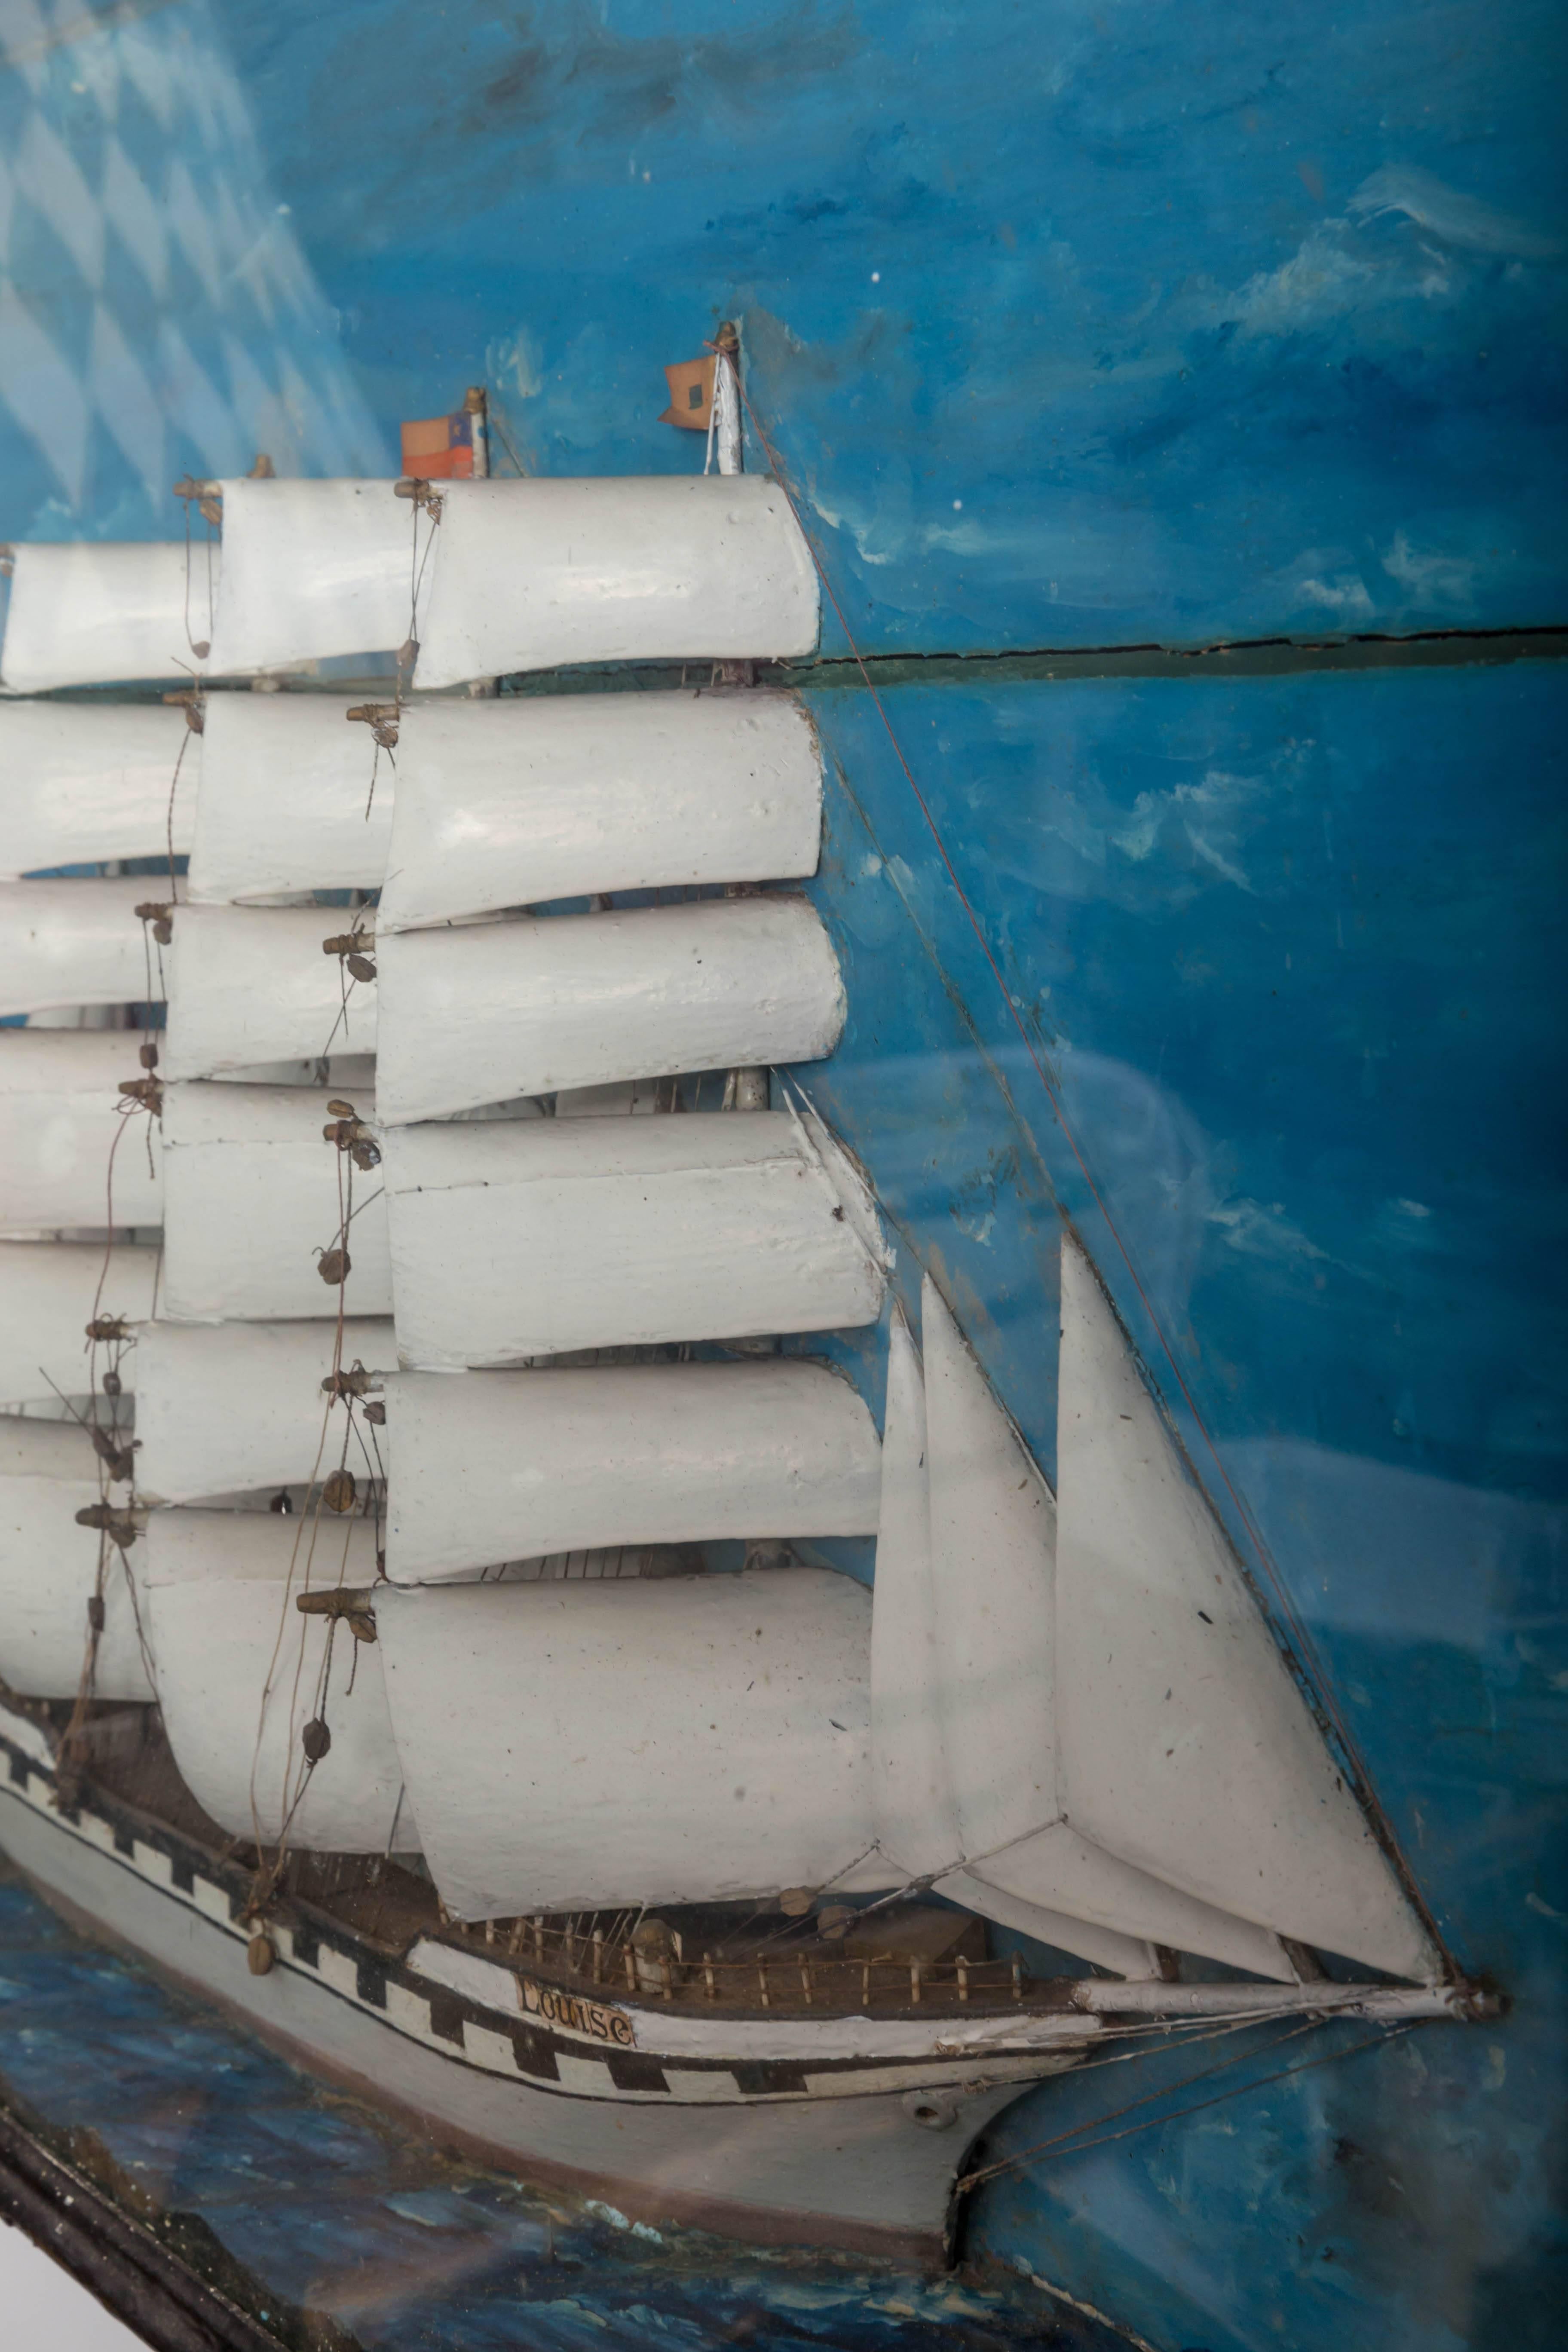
[484,399,527,478]
[963,2015,1322,2185]
[165,720,192,906]
[729,370,1451,1970]
[959,2019,1425,2194]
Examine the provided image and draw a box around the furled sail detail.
[143,1510,415,1853]
[411,476,817,690]
[0,543,213,694]
[135,1318,395,1505]
[377,1570,882,1917]
[383,1108,886,1366]
[0,1240,159,1407]
[1053,1236,1437,1981]
[0,1030,162,1234]
[0,1420,153,1702]
[376,690,821,933]
[0,701,197,877]
[187,694,393,903]
[203,480,424,676]
[0,879,165,1017]
[382,1359,880,1583]
[920,1278,1297,1978]
[374,895,842,1125]
[164,904,376,1079]
[161,1083,392,1321]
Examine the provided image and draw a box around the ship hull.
[0,1718,1069,2260]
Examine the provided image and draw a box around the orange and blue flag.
[400,409,476,478]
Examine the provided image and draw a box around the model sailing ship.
[0,370,1487,2258]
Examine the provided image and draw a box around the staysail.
[1053,1237,1436,1980]
[0,701,198,877]
[0,1419,153,1702]
[187,693,394,903]
[377,1569,882,1916]
[161,1082,392,1322]
[0,1030,162,1234]
[135,1318,395,1504]
[0,879,167,1018]
[918,1277,1296,1976]
[411,476,817,689]
[373,894,842,1125]
[375,690,822,932]
[203,479,425,677]
[143,1509,414,1853]
[383,1107,887,1366]
[164,903,376,1079]
[0,542,213,694]
[381,1358,880,1582]
[0,1240,159,1408]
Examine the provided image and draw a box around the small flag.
[660,355,716,432]
[400,409,475,479]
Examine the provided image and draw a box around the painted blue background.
[0,0,1565,646]
[790,659,1568,2350]
[0,2,1564,2346]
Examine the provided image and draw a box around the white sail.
[870,1311,1156,1978]
[187,693,392,903]
[0,1030,162,1234]
[0,1240,159,1407]
[870,1310,960,1880]
[143,1509,415,1852]
[204,479,423,677]
[0,1418,154,1702]
[0,701,197,878]
[135,1318,395,1504]
[411,476,817,690]
[377,1569,883,1916]
[164,904,376,1080]
[0,542,214,694]
[383,1108,886,1366]
[376,690,821,934]
[921,1278,1296,1978]
[375,895,842,1125]
[1053,1237,1437,1981]
[0,879,162,1017]
[382,1359,880,1583]
[161,1082,392,1322]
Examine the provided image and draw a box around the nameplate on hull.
[518,1977,635,2046]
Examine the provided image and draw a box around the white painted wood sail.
[870,1310,960,1882]
[161,1082,392,1323]
[378,1570,883,1917]
[0,879,162,1017]
[0,542,214,694]
[382,1359,879,1583]
[0,1030,162,1234]
[1053,1237,1437,1981]
[143,1509,415,1852]
[376,690,821,933]
[870,1312,1155,1978]
[135,1319,395,1505]
[0,1240,159,1407]
[383,1109,886,1366]
[204,479,422,676]
[0,1418,154,1702]
[411,476,818,690]
[375,894,842,1126]
[0,701,197,877]
[164,904,376,1080]
[920,1278,1295,1979]
[187,694,392,903]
